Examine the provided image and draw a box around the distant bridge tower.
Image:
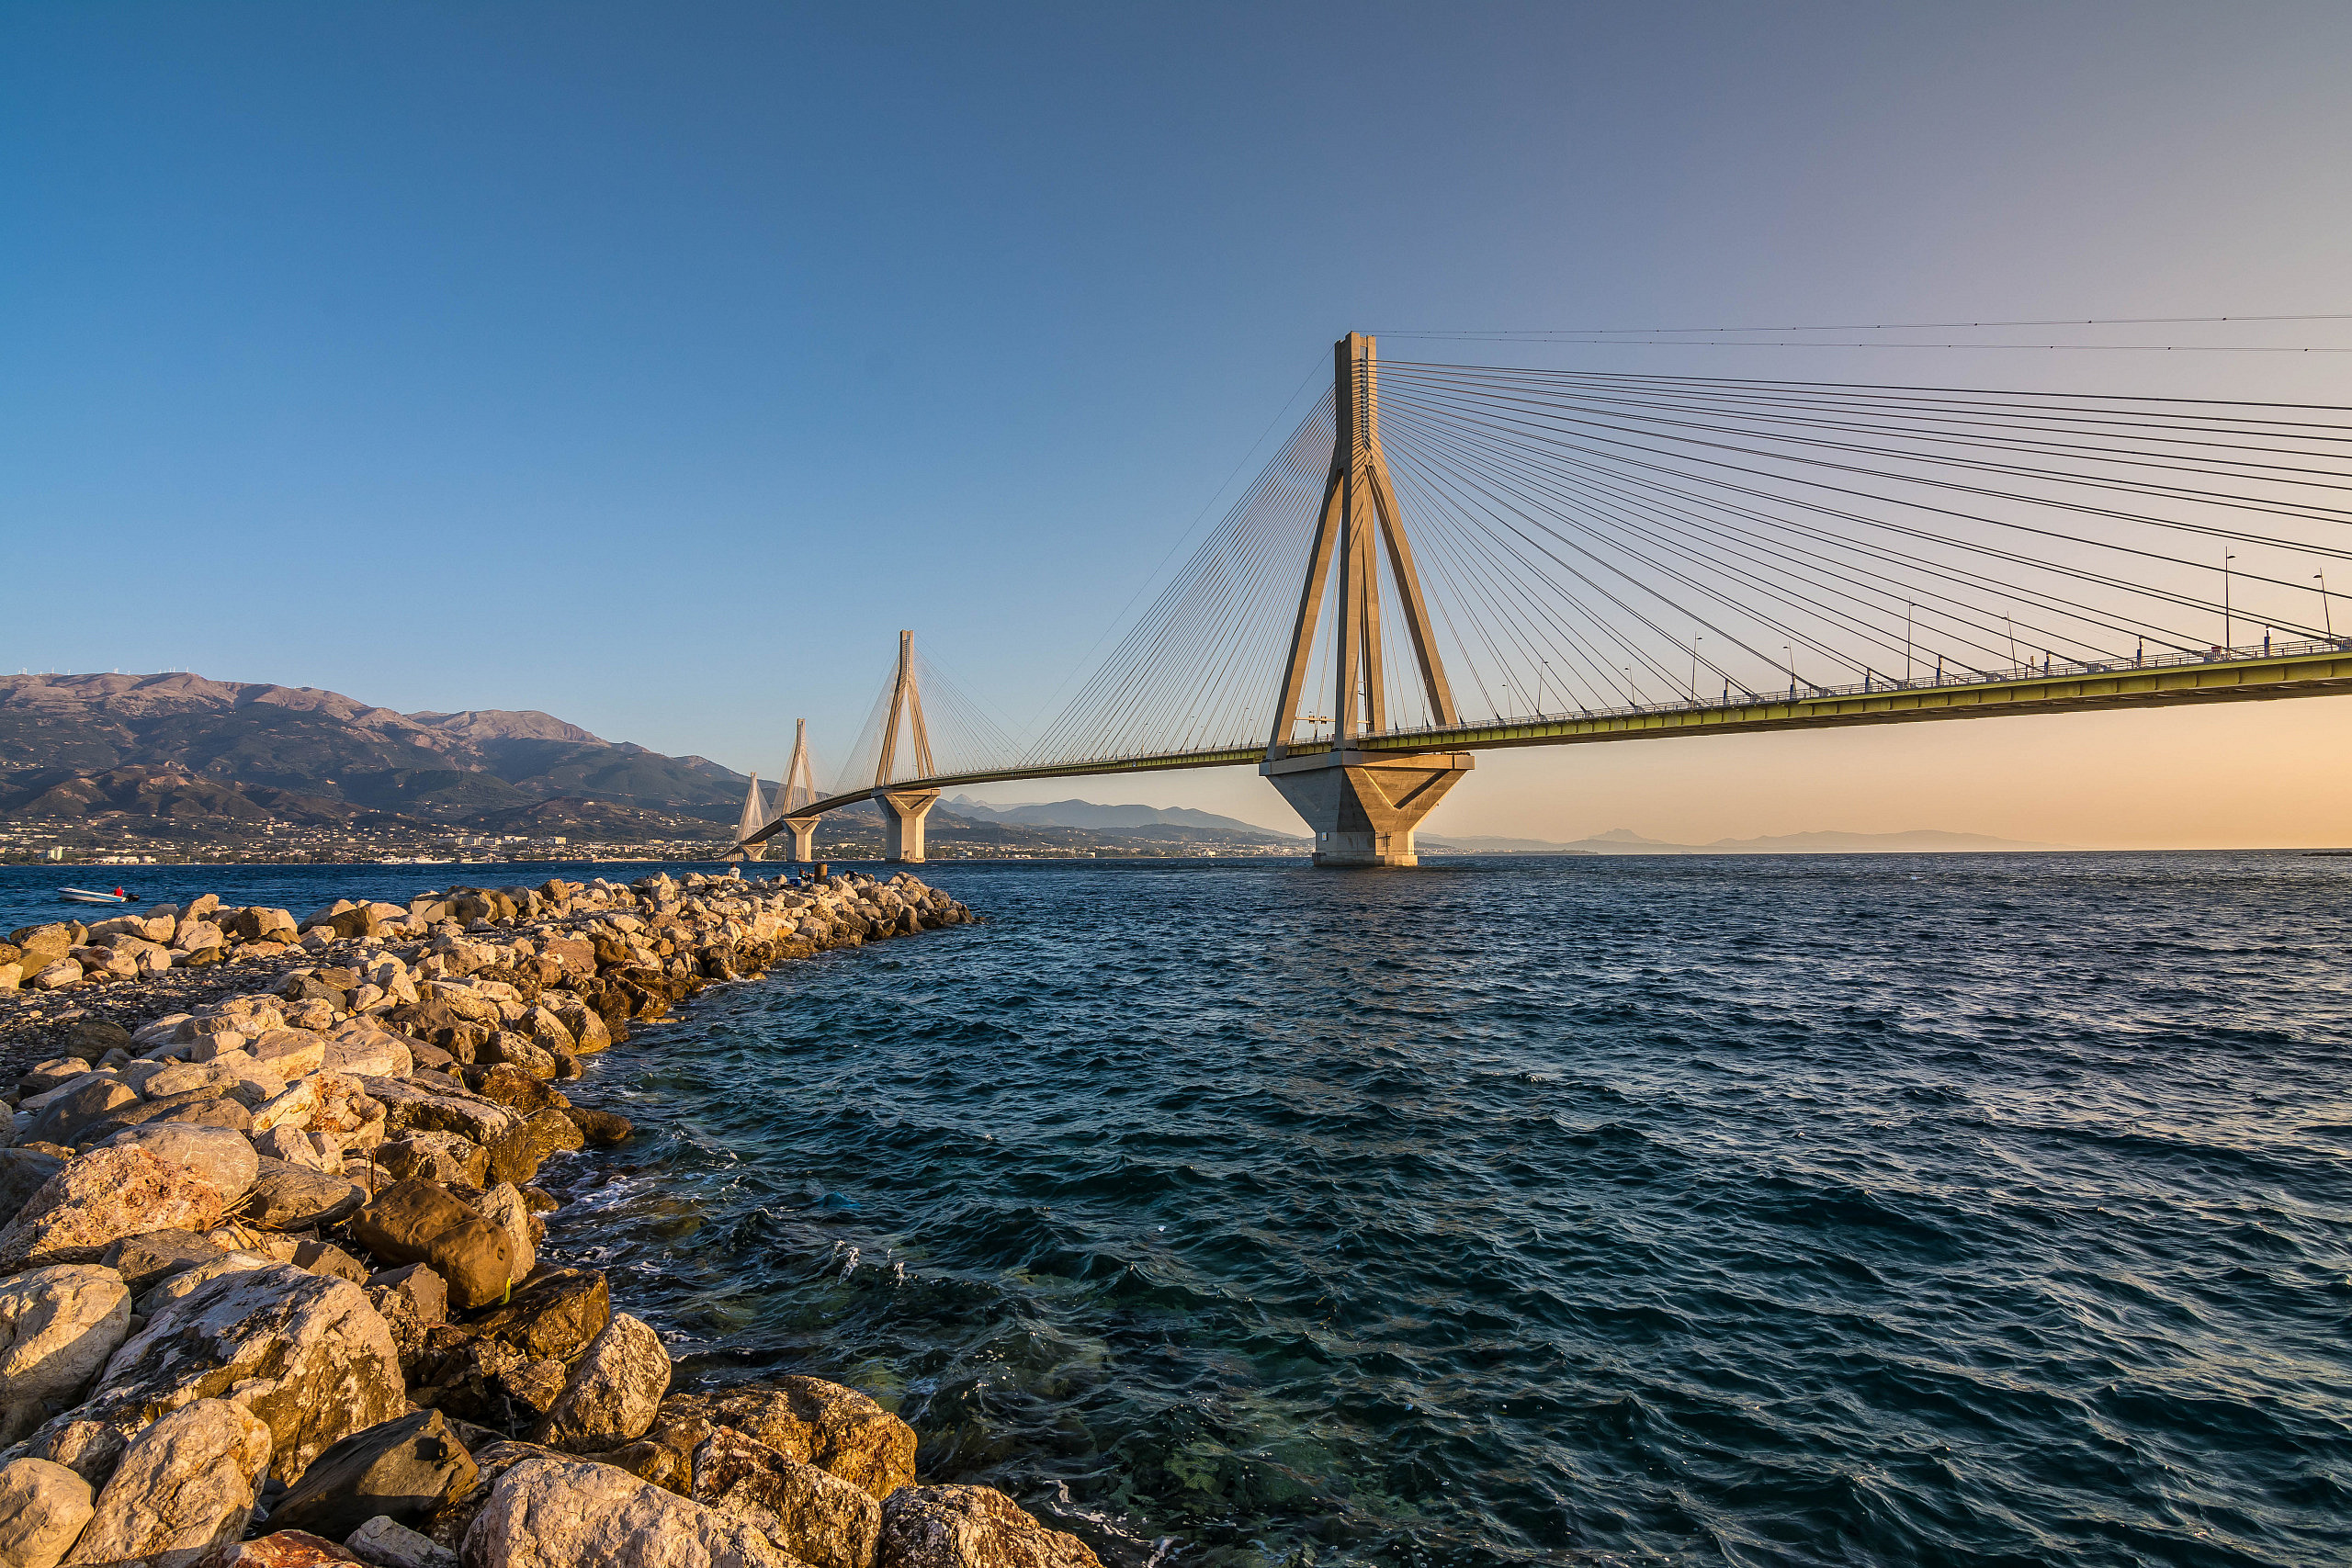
[777,717,821,863]
[731,772,771,861]
[1262,333,1473,865]
[875,629,941,862]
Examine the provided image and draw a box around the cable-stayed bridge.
[739,332,2352,866]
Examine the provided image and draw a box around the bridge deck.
[741,642,2352,840]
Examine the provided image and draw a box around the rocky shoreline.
[0,869,1108,1568]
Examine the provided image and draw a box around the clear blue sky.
[6,4,2349,842]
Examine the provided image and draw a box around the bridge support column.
[1262,750,1472,867]
[785,817,820,863]
[878,789,940,863]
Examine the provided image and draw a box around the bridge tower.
[1262,333,1473,866]
[875,629,941,862]
[777,717,821,863]
[730,771,770,861]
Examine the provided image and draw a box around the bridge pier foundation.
[784,817,820,863]
[1263,750,1473,867]
[878,789,941,863]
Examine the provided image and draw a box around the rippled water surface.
[10,853,2352,1565]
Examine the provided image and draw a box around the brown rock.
[222,1529,363,1565]
[560,1106,634,1145]
[347,1184,513,1313]
[465,1269,607,1361]
[876,1484,1102,1568]
[532,1314,669,1453]
[266,1409,477,1541]
[667,1378,917,1502]
[484,1108,583,1187]
[0,1145,227,1270]
[692,1425,880,1568]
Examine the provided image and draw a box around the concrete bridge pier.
[784,816,820,863]
[878,788,941,863]
[1263,750,1473,867]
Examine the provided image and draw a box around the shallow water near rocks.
[7,853,2350,1565]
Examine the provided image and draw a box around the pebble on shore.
[0,869,1106,1568]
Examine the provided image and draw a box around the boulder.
[692,1426,881,1568]
[534,1314,670,1452]
[105,1122,260,1205]
[251,1079,321,1134]
[254,1124,341,1174]
[267,1409,478,1541]
[666,1379,918,1502]
[352,1078,511,1146]
[875,1485,1102,1568]
[0,1145,228,1271]
[252,1030,330,1078]
[0,1265,131,1443]
[19,1061,90,1099]
[28,1078,138,1146]
[244,1159,368,1232]
[460,1455,788,1568]
[133,1251,274,1316]
[324,1034,412,1081]
[364,1264,447,1326]
[63,1399,272,1567]
[484,1109,582,1188]
[344,1515,456,1568]
[346,1184,512,1312]
[28,963,83,992]
[561,1106,634,1146]
[0,1150,68,1228]
[100,1229,226,1297]
[38,1263,401,1490]
[0,1456,93,1568]
[293,1241,371,1287]
[457,1064,559,1113]
[223,1530,363,1564]
[465,1269,606,1362]
[476,1185,534,1285]
[481,1032,558,1079]
[372,1135,486,1189]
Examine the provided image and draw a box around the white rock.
[251,1079,320,1134]
[0,1267,130,1445]
[105,1124,260,1206]
[462,1456,786,1568]
[63,1398,270,1566]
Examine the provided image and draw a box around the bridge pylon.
[779,717,821,863]
[1262,333,1472,866]
[876,630,941,863]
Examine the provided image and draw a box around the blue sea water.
[6,852,2350,1566]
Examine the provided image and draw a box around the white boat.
[58,887,132,905]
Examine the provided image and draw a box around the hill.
[0,672,748,829]
[946,794,1303,841]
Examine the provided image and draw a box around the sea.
[5,852,2349,1567]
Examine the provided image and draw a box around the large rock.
[33,1263,401,1490]
[105,1122,260,1206]
[352,1079,511,1146]
[0,1265,131,1443]
[28,1078,138,1146]
[484,1109,582,1187]
[0,1456,93,1568]
[223,1529,364,1564]
[875,1485,1102,1568]
[244,1159,368,1232]
[346,1184,512,1312]
[101,1229,227,1296]
[465,1269,606,1362]
[344,1515,455,1568]
[534,1314,669,1453]
[666,1379,917,1502]
[0,1150,68,1228]
[692,1426,880,1568]
[460,1456,788,1568]
[63,1398,272,1567]
[266,1410,478,1541]
[0,1146,228,1271]
[251,1030,329,1079]
[476,1185,534,1286]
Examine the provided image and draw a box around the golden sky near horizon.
[959,696,2352,850]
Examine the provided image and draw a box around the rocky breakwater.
[0,869,1108,1568]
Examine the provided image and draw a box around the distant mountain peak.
[405,708,605,745]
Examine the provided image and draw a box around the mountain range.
[944,795,1303,841]
[0,671,748,830]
